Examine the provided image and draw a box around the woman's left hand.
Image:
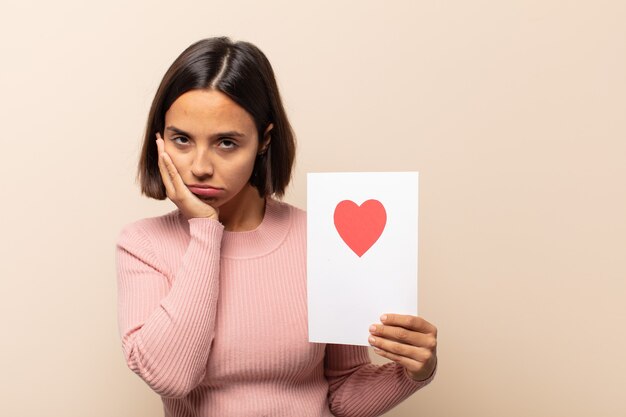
[368,314,438,382]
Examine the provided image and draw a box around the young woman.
[116,37,437,417]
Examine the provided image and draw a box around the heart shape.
[333,199,387,257]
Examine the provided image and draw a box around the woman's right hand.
[156,133,219,221]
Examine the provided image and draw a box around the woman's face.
[163,88,268,211]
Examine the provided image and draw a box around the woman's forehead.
[165,89,256,133]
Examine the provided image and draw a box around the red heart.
[333,199,387,257]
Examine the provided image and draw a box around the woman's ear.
[259,123,274,154]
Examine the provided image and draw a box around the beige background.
[1,1,624,416]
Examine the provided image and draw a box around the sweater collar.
[179,198,292,259]
[221,198,291,258]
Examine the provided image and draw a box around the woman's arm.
[115,218,223,398]
[324,344,436,417]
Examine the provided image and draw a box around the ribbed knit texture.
[116,198,435,417]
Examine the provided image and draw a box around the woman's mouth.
[188,186,224,198]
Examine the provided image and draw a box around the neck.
[218,185,267,232]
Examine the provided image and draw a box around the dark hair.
[137,37,296,199]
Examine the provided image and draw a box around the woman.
[116,37,437,417]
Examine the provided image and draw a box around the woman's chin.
[200,196,219,205]
[194,194,221,206]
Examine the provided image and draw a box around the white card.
[307,172,419,346]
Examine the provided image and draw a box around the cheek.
[224,154,257,182]
[165,150,188,171]
[242,153,259,176]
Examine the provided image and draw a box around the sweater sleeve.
[324,344,436,417]
[115,218,223,399]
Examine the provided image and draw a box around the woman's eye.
[172,136,189,145]
[218,139,237,149]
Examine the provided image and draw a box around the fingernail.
[368,336,375,344]
[380,314,387,322]
[369,325,377,332]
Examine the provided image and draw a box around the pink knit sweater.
[116,198,434,416]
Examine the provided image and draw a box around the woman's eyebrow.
[215,131,246,137]
[165,125,190,136]
[165,125,246,137]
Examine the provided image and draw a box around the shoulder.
[270,198,306,226]
[115,212,182,277]
[116,209,182,249]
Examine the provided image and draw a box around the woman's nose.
[190,151,214,178]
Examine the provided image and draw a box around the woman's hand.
[155,133,219,221]
[368,314,437,382]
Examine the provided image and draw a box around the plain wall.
[1,1,624,416]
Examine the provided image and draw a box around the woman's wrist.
[403,357,437,382]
